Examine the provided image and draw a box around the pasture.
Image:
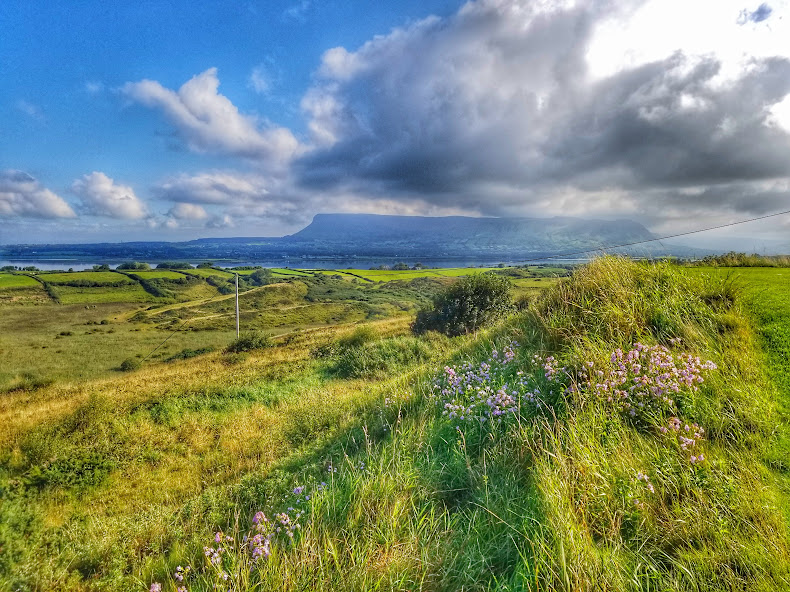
[128,270,189,280]
[38,271,132,285]
[0,266,522,390]
[0,273,39,288]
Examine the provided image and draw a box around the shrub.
[337,325,377,349]
[413,273,513,336]
[226,332,272,353]
[165,347,215,362]
[331,336,433,378]
[118,358,141,372]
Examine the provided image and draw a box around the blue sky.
[2,0,790,248]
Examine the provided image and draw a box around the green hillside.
[1,259,789,591]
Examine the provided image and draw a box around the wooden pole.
[235,273,240,338]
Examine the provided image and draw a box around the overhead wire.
[139,272,239,363]
[514,208,790,265]
[136,208,790,362]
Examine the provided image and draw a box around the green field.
[55,283,155,304]
[129,270,189,280]
[0,266,500,389]
[5,260,788,591]
[183,268,234,279]
[0,273,39,288]
[37,271,132,284]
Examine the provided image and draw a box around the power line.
[139,281,232,363]
[515,208,790,265]
[136,208,790,362]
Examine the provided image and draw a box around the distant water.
[0,257,588,272]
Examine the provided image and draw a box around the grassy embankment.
[131,258,789,591]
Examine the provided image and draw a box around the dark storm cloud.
[292,0,790,219]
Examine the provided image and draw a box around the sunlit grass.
[6,260,789,591]
[0,272,39,288]
[36,271,133,284]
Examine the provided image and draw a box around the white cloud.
[249,64,273,94]
[586,0,790,83]
[84,81,105,94]
[0,170,76,219]
[71,172,148,219]
[155,170,272,205]
[283,0,311,22]
[122,68,302,168]
[168,202,208,220]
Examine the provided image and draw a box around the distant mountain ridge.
[283,213,656,256]
[1,213,705,261]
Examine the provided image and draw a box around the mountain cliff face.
[283,213,655,257]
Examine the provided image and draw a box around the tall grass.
[4,258,790,591]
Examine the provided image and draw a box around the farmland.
[1,259,788,591]
[0,265,551,389]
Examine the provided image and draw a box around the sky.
[2,0,790,250]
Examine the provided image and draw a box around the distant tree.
[155,262,194,270]
[412,273,513,336]
[248,268,273,286]
[117,262,151,271]
[1,266,16,272]
[196,262,214,269]
[92,264,111,272]
[393,262,410,270]
[412,262,424,270]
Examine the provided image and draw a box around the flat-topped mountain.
[284,213,654,256]
[2,213,701,261]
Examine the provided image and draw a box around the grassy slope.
[126,258,787,592]
[3,260,788,591]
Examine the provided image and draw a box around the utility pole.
[235,273,240,338]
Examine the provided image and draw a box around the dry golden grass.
[0,316,411,450]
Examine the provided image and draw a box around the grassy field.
[0,273,39,288]
[129,270,190,280]
[0,267,500,390]
[181,268,234,279]
[38,271,133,285]
[4,260,788,591]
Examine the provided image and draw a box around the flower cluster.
[430,342,558,426]
[636,471,655,493]
[661,417,706,463]
[578,343,716,423]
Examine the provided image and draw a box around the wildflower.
[150,584,162,592]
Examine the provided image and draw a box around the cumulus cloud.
[118,0,790,235]
[0,170,76,219]
[154,169,309,227]
[122,68,301,169]
[71,172,148,219]
[155,170,273,205]
[288,0,790,225]
[168,202,208,220]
